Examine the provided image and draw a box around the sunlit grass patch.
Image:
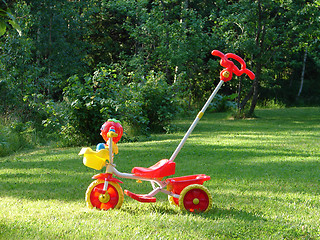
[1,107,320,239]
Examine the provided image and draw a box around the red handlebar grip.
[211,50,225,59]
[211,50,255,81]
[243,68,255,80]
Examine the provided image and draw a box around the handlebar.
[211,50,255,82]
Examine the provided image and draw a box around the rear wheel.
[86,180,124,210]
[178,184,212,213]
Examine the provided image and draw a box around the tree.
[213,0,320,115]
[288,1,320,101]
[1,0,320,141]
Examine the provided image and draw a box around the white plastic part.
[108,137,113,164]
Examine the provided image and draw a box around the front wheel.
[85,180,124,211]
[179,184,212,213]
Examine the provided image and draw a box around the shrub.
[62,71,114,145]
[140,71,178,132]
[0,80,15,116]
[208,93,237,112]
[59,67,178,146]
[0,120,36,157]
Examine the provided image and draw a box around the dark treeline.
[1,0,319,146]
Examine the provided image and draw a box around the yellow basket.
[79,147,109,170]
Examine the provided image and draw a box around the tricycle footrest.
[124,190,156,203]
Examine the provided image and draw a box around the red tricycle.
[79,50,255,213]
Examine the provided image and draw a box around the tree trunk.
[248,62,260,116]
[248,0,264,117]
[297,49,307,98]
[239,85,253,110]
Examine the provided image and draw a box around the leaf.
[0,20,6,36]
[5,8,16,21]
[0,9,9,16]
[8,20,22,36]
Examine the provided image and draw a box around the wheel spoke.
[108,186,116,196]
[90,184,104,208]
[185,200,193,206]
[191,189,201,198]
[198,201,208,210]
[101,203,110,210]
[109,196,118,206]
[92,188,101,198]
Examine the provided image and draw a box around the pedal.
[124,190,156,203]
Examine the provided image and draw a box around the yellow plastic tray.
[79,147,109,170]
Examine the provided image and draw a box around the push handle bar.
[169,50,255,162]
[211,50,255,82]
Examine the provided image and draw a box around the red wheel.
[86,180,124,210]
[179,184,212,212]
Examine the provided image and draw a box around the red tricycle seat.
[132,159,176,178]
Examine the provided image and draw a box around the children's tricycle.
[79,50,255,213]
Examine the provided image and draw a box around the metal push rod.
[169,80,224,162]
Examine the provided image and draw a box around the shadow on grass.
[1,108,319,215]
[119,200,267,223]
[1,138,320,202]
[211,207,267,221]
[1,144,320,200]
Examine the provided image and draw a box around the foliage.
[0,0,319,149]
[212,0,320,114]
[0,120,36,157]
[60,67,177,145]
[208,93,237,113]
[0,80,14,115]
[139,71,178,132]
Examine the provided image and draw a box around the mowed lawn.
[0,107,319,239]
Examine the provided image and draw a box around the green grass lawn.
[1,107,320,239]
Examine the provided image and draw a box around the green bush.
[140,71,178,132]
[58,67,178,146]
[0,120,36,157]
[208,93,237,112]
[0,80,15,115]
